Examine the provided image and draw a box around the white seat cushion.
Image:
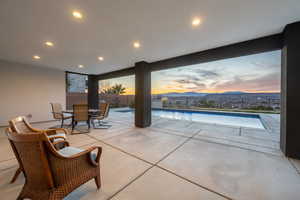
[58,146,97,161]
[58,147,84,157]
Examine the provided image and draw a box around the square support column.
[88,75,99,109]
[281,22,300,159]
[135,61,151,127]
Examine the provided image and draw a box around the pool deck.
[110,110,282,156]
[1,111,300,200]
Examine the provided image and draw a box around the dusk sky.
[99,50,281,95]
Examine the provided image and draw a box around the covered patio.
[1,111,299,199]
[1,0,300,199]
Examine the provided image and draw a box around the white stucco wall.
[0,60,66,126]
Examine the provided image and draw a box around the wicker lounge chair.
[6,129,102,200]
[90,103,111,129]
[71,104,90,133]
[8,116,69,183]
[50,103,72,128]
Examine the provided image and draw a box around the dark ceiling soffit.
[150,34,283,72]
[96,66,135,80]
[65,71,89,76]
[95,33,283,78]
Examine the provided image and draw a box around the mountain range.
[156,91,278,97]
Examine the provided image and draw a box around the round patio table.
[63,109,100,115]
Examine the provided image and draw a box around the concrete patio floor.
[0,112,300,200]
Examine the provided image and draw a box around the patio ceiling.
[0,0,300,74]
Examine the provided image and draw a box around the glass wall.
[66,72,88,109]
[98,75,135,108]
[151,50,281,114]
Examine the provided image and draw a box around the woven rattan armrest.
[29,127,68,136]
[52,112,63,116]
[50,146,102,166]
[46,128,68,135]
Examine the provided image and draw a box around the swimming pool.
[117,108,265,129]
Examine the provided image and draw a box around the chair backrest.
[9,116,34,133]
[104,103,110,118]
[5,128,55,190]
[99,103,110,118]
[73,104,89,121]
[50,103,63,119]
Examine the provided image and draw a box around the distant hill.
[160,92,208,97]
[222,91,247,95]
[157,91,279,97]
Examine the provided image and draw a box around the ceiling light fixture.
[72,11,83,19]
[78,64,84,68]
[98,56,104,61]
[45,41,54,47]
[133,41,141,48]
[33,55,40,60]
[192,17,201,27]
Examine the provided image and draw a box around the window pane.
[99,75,135,108]
[151,50,281,113]
[66,73,88,109]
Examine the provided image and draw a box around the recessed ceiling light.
[33,55,40,60]
[98,56,104,61]
[192,17,202,27]
[78,64,84,68]
[133,41,141,48]
[45,41,54,47]
[72,11,83,19]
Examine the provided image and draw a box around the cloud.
[194,69,219,78]
[172,79,207,90]
[251,61,280,69]
[212,72,280,92]
[153,52,281,93]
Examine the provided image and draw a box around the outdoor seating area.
[51,102,111,133]
[1,112,300,199]
[1,1,300,199]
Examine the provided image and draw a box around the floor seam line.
[87,135,155,165]
[150,127,199,138]
[194,134,280,150]
[191,136,283,157]
[287,158,300,174]
[153,132,198,166]
[99,130,233,200]
[149,128,196,139]
[106,165,155,200]
[155,165,233,200]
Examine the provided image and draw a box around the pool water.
[118,109,265,129]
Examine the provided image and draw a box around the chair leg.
[10,167,22,183]
[71,120,75,131]
[87,120,90,129]
[91,119,95,128]
[94,175,101,189]
[61,118,64,128]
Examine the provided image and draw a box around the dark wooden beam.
[88,75,99,109]
[96,67,135,81]
[65,71,89,76]
[150,34,283,72]
[135,61,151,128]
[280,22,300,159]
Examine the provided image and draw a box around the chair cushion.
[58,147,84,157]
[47,133,66,142]
[58,147,97,161]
